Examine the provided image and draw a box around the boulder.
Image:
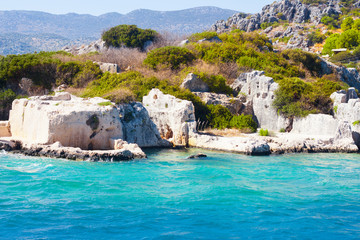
[9,93,123,150]
[180,73,210,92]
[291,114,338,136]
[193,92,245,115]
[143,89,196,146]
[118,102,171,147]
[95,62,120,74]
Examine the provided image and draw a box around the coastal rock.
[188,133,271,155]
[193,92,245,115]
[9,93,123,150]
[237,71,288,131]
[118,102,171,147]
[20,141,146,161]
[143,89,196,146]
[180,73,210,92]
[291,114,338,136]
[0,121,11,137]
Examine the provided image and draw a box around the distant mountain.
[0,7,237,55]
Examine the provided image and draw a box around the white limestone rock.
[193,92,245,115]
[188,133,270,155]
[95,62,120,74]
[292,114,338,136]
[118,102,171,147]
[180,73,210,92]
[143,89,196,146]
[9,93,123,150]
[238,71,288,131]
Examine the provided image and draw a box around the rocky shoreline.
[0,68,359,161]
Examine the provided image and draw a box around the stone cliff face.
[212,0,343,33]
[143,89,197,146]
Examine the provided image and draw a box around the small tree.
[341,17,354,31]
[102,25,158,51]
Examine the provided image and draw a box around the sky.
[0,0,275,15]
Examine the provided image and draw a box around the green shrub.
[259,129,269,136]
[281,49,323,77]
[330,51,353,62]
[273,77,345,118]
[341,17,354,31]
[322,33,340,55]
[279,128,286,133]
[56,61,102,87]
[353,120,360,126]
[230,114,257,132]
[206,104,233,129]
[102,25,158,50]
[144,46,195,70]
[321,16,339,29]
[206,104,257,132]
[308,31,326,45]
[188,31,218,42]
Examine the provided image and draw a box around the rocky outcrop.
[211,0,343,33]
[189,134,271,155]
[232,71,289,131]
[180,73,210,92]
[63,39,107,55]
[95,62,120,74]
[8,92,169,152]
[143,89,196,146]
[18,141,146,162]
[291,114,338,136]
[118,102,171,147]
[322,60,360,91]
[193,92,245,115]
[9,93,123,150]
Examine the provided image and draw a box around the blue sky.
[1,0,275,15]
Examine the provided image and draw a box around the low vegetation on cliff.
[0,23,354,130]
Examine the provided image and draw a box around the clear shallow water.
[0,149,359,240]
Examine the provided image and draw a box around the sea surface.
[0,149,359,239]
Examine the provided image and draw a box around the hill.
[0,7,237,55]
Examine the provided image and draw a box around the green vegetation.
[273,77,346,118]
[323,17,360,55]
[353,120,360,126]
[307,31,326,45]
[188,31,218,42]
[98,101,113,106]
[143,46,195,70]
[102,25,157,50]
[259,129,269,136]
[206,104,257,132]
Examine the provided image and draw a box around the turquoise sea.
[0,149,359,239]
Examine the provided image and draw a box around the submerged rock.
[186,153,207,159]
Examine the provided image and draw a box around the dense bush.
[273,77,346,117]
[56,61,102,87]
[321,16,339,29]
[307,31,326,45]
[102,25,158,50]
[323,18,360,55]
[281,49,323,77]
[188,32,218,42]
[207,104,257,132]
[0,52,62,89]
[143,46,195,70]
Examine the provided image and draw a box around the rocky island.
[1,0,360,161]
